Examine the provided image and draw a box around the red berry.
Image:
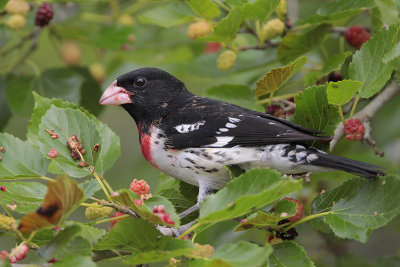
[157,205,165,213]
[267,235,274,243]
[204,42,221,53]
[344,119,365,141]
[283,197,304,222]
[153,206,158,213]
[129,179,150,196]
[109,211,125,230]
[0,186,6,192]
[48,258,58,263]
[182,235,190,240]
[345,26,370,50]
[48,148,58,158]
[134,199,142,206]
[35,3,54,27]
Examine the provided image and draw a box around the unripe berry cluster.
[262,18,285,40]
[153,205,175,225]
[344,119,365,141]
[217,50,237,71]
[85,205,114,220]
[4,0,30,30]
[187,21,213,39]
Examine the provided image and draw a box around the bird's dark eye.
[134,77,146,87]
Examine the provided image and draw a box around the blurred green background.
[1,0,400,266]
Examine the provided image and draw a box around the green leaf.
[0,78,11,131]
[92,26,133,50]
[383,41,400,63]
[269,241,315,267]
[0,0,9,9]
[52,257,97,267]
[28,93,120,175]
[138,2,195,28]
[349,25,399,98]
[5,75,36,116]
[30,229,56,246]
[40,68,84,104]
[321,52,353,75]
[72,67,104,116]
[205,84,264,112]
[38,225,82,260]
[278,24,330,64]
[187,0,220,20]
[255,56,307,97]
[244,0,280,21]
[200,7,245,42]
[0,181,46,214]
[156,173,180,193]
[159,188,197,224]
[94,217,194,264]
[0,133,50,178]
[37,106,101,178]
[198,168,302,224]
[312,175,400,242]
[112,190,180,226]
[64,221,106,243]
[292,85,340,148]
[191,241,272,267]
[295,0,376,25]
[305,52,353,85]
[326,80,362,106]
[79,179,101,198]
[375,0,399,26]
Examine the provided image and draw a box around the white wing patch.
[174,121,205,133]
[219,128,229,132]
[206,136,234,147]
[225,123,237,128]
[228,117,241,123]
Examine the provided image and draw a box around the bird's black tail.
[310,152,385,178]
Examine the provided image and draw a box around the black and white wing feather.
[162,96,331,149]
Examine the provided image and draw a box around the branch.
[97,199,138,217]
[330,81,400,151]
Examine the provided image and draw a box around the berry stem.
[80,203,102,208]
[339,35,345,54]
[268,91,275,106]
[101,177,114,194]
[93,214,130,225]
[338,106,346,125]
[282,211,332,233]
[213,0,231,12]
[179,223,200,239]
[349,96,360,119]
[92,171,112,201]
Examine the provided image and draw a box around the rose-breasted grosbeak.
[99,68,384,217]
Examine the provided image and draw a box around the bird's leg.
[178,182,212,219]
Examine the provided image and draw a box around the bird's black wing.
[162,97,331,149]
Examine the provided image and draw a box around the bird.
[99,67,384,218]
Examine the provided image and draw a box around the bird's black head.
[99,67,192,124]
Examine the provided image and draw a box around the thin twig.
[97,199,137,217]
[363,120,384,157]
[330,81,400,151]
[10,27,42,71]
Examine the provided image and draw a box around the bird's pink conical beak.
[99,80,133,105]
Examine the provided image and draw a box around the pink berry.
[35,3,54,27]
[345,26,370,50]
[153,206,158,213]
[129,179,150,196]
[0,186,6,192]
[344,119,365,141]
[48,148,58,158]
[157,205,165,213]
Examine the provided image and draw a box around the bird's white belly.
[146,128,318,190]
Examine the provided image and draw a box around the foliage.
[0,0,399,266]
